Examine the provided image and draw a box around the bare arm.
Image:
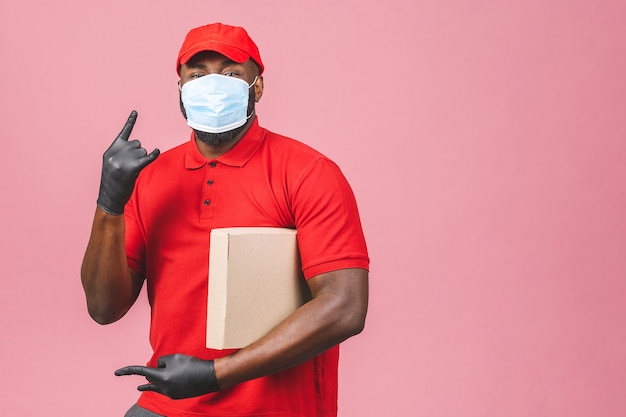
[115,269,368,399]
[214,267,369,388]
[81,111,158,325]
[81,207,144,324]
[114,267,368,396]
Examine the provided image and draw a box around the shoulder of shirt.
[261,127,333,163]
[139,127,338,175]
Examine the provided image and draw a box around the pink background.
[1,1,625,415]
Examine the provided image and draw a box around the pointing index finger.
[115,365,148,377]
[117,110,138,142]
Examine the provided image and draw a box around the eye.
[223,71,241,78]
[190,73,205,79]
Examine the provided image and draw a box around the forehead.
[183,51,258,74]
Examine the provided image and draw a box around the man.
[81,22,369,417]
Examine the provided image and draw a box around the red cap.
[176,23,264,74]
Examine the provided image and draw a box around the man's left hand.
[115,354,221,399]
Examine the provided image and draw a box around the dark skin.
[181,51,263,157]
[81,51,369,390]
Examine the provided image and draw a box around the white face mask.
[180,74,257,133]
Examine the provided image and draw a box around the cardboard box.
[206,227,311,349]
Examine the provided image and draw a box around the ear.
[254,75,264,102]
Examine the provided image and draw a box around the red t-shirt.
[124,118,369,417]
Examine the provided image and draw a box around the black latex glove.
[115,354,221,399]
[96,110,160,215]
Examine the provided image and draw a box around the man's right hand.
[97,110,160,215]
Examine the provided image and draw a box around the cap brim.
[178,41,250,69]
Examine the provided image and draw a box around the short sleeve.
[290,158,369,278]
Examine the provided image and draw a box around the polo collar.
[185,117,264,169]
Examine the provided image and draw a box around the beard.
[193,124,248,147]
[180,88,256,147]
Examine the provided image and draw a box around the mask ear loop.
[246,76,259,120]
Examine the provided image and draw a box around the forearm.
[81,207,140,324]
[214,268,368,389]
[112,268,367,399]
[215,299,357,387]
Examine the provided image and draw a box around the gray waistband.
[124,404,165,417]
